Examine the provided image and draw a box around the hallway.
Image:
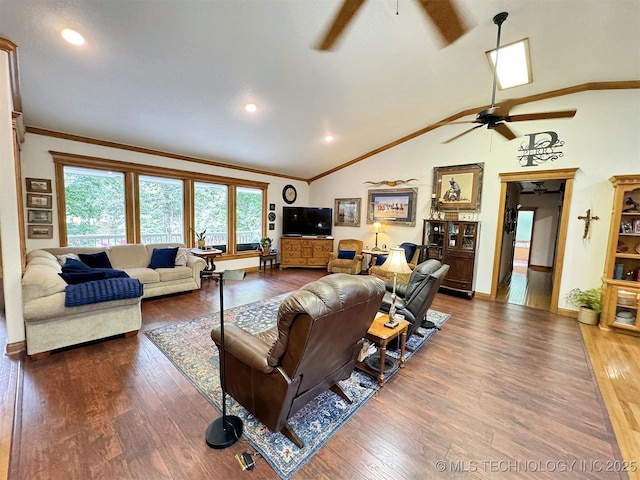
[496,262,553,310]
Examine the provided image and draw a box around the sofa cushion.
[148,247,178,268]
[22,265,68,302]
[59,271,108,284]
[337,250,356,260]
[78,251,113,269]
[156,266,194,282]
[108,244,150,269]
[124,267,160,284]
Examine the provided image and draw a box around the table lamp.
[372,222,382,251]
[378,247,412,327]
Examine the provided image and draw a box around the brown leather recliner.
[210,273,385,448]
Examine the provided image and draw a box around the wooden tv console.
[280,237,333,269]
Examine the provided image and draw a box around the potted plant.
[565,287,603,325]
[192,229,207,249]
[259,236,272,254]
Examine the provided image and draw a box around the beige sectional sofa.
[22,243,206,357]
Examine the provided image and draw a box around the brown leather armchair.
[327,238,364,275]
[210,274,385,448]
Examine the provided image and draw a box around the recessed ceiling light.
[244,103,257,112]
[324,135,334,143]
[61,28,85,46]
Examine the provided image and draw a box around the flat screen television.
[282,207,332,237]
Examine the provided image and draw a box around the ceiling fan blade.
[442,124,483,144]
[315,0,366,51]
[506,110,577,122]
[492,122,516,140]
[416,0,468,45]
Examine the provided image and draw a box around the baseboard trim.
[557,307,578,319]
[529,264,552,272]
[474,291,491,300]
[5,342,25,358]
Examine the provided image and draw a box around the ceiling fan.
[315,0,468,51]
[442,12,577,143]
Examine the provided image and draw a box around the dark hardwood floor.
[6,269,629,479]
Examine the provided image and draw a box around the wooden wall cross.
[577,209,599,239]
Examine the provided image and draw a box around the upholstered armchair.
[369,242,420,283]
[379,259,449,341]
[327,238,364,275]
[210,274,385,448]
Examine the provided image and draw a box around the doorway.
[491,168,578,313]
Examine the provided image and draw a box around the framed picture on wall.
[27,225,53,239]
[27,209,53,224]
[334,198,361,227]
[26,193,52,209]
[433,163,484,211]
[25,177,52,193]
[366,188,417,226]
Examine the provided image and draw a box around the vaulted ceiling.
[1,1,638,180]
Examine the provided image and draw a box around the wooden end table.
[356,313,409,386]
[259,252,278,270]
[190,248,223,282]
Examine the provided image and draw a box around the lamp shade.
[379,247,412,275]
[373,221,382,232]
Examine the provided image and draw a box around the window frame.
[52,151,269,258]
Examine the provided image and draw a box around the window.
[139,175,184,244]
[194,181,228,252]
[53,152,269,256]
[63,166,126,247]
[236,186,263,251]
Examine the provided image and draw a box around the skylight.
[486,38,532,90]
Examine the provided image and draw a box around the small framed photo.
[27,209,52,224]
[334,197,361,227]
[27,225,53,239]
[25,178,52,193]
[621,221,633,234]
[268,223,275,230]
[269,203,276,211]
[634,219,640,234]
[26,193,52,209]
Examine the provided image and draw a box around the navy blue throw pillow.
[375,254,388,266]
[62,258,93,272]
[78,252,113,269]
[59,271,107,284]
[94,268,130,278]
[148,247,178,269]
[337,250,356,260]
[399,242,417,263]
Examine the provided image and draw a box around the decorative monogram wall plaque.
[517,131,565,167]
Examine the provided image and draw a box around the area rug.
[145,293,449,479]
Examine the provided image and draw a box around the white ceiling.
[1,0,639,180]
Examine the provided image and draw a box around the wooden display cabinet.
[279,237,333,269]
[422,220,479,299]
[601,175,640,335]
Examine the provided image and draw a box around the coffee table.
[356,312,409,386]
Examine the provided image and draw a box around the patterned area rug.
[146,293,450,479]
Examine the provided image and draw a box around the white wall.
[309,89,640,310]
[520,192,562,268]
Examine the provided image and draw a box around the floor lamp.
[378,247,412,328]
[206,269,246,449]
